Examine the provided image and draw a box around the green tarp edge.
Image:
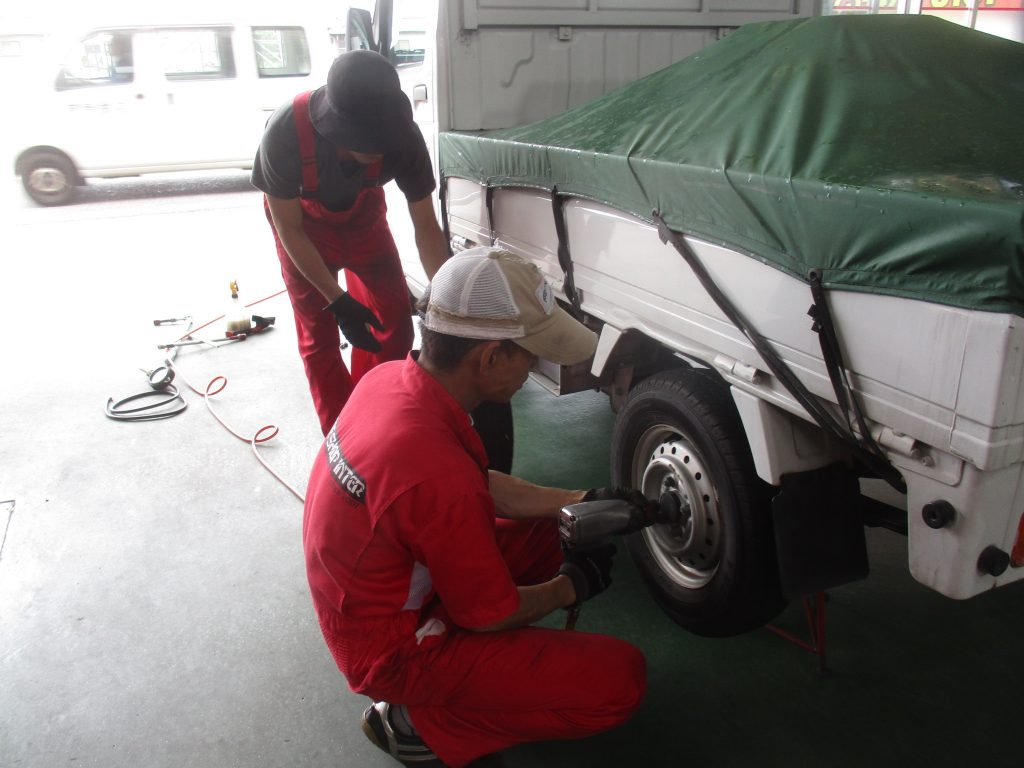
[439,15,1024,316]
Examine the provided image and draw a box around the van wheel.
[612,368,786,637]
[21,152,77,206]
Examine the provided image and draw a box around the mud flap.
[772,464,869,599]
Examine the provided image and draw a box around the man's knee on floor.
[612,642,647,719]
[586,640,647,724]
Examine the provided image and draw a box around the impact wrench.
[558,494,684,629]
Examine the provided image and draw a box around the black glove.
[582,486,663,531]
[582,486,648,509]
[325,292,384,353]
[558,543,616,608]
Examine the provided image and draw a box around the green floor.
[505,381,1022,768]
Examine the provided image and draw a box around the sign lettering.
[325,428,367,502]
[832,1,1023,9]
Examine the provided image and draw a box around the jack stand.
[765,592,828,674]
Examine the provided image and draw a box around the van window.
[1,34,46,59]
[158,28,236,80]
[55,31,134,90]
[252,27,312,77]
[389,0,427,68]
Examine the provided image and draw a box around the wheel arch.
[15,146,83,184]
[592,323,851,486]
[591,323,703,411]
[730,387,851,485]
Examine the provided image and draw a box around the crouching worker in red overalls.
[303,247,647,767]
[251,50,449,435]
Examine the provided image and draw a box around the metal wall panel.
[463,0,819,28]
[449,26,720,129]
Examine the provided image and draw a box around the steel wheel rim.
[633,424,722,589]
[28,166,70,198]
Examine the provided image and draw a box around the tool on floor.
[142,363,175,389]
[227,314,276,339]
[105,287,303,501]
[157,315,275,349]
[558,495,680,629]
[157,338,234,350]
[106,362,187,422]
[226,280,253,335]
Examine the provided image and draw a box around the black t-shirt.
[251,100,436,213]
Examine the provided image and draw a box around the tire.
[612,368,786,637]
[20,152,78,206]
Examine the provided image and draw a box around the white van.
[11,17,338,205]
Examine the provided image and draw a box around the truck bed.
[440,15,1024,315]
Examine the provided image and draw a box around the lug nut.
[658,492,683,524]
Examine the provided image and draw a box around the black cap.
[309,50,415,154]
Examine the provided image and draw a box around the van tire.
[21,152,78,206]
[612,367,786,637]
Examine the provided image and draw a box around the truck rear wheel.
[612,368,785,637]
[21,152,78,206]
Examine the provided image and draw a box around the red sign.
[833,1,1024,9]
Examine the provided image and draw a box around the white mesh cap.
[424,247,598,365]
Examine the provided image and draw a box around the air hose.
[105,384,187,422]
[105,288,305,502]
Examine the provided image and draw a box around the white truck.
[353,0,1024,636]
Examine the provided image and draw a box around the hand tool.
[558,494,682,629]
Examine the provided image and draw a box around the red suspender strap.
[292,91,318,197]
[293,90,384,195]
[363,159,382,187]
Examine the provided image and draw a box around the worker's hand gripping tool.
[558,491,682,629]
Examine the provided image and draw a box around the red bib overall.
[264,91,414,434]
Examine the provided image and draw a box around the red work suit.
[264,91,414,435]
[303,356,647,767]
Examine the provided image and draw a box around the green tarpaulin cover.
[440,15,1024,315]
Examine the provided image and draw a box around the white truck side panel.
[452,184,1024,474]
[446,177,1024,597]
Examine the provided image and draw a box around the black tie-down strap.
[474,183,582,315]
[438,171,452,251]
[651,210,904,492]
[485,185,496,246]
[551,191,582,316]
[806,270,900,488]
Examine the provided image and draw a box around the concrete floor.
[2,178,1022,767]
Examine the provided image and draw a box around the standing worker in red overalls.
[251,50,449,435]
